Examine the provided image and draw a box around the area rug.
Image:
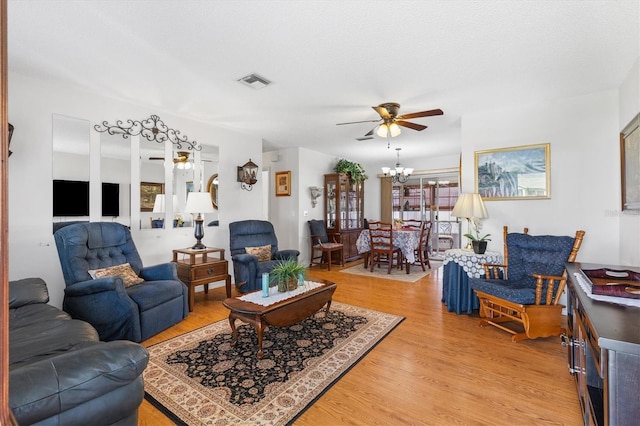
[144,302,404,425]
[340,260,441,282]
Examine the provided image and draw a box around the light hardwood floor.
[139,261,582,425]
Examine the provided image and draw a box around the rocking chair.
[469,226,585,342]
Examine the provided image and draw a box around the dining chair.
[437,221,455,250]
[307,219,344,271]
[368,221,403,273]
[404,220,432,271]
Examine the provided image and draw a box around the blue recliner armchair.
[54,222,188,342]
[229,220,300,293]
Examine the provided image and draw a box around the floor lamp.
[451,193,488,250]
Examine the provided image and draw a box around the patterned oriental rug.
[144,302,404,425]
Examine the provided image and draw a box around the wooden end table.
[222,279,337,359]
[173,247,232,311]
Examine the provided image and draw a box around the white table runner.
[238,281,324,307]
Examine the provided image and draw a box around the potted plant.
[334,158,368,184]
[463,217,491,254]
[270,258,306,292]
[393,218,404,230]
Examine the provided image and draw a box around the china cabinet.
[324,173,364,262]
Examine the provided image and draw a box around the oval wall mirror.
[207,173,218,209]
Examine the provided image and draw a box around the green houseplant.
[270,258,306,292]
[334,158,368,184]
[463,228,491,254]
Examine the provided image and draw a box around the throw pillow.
[88,263,144,287]
[245,244,272,262]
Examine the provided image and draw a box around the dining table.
[355,227,421,273]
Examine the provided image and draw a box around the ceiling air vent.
[237,73,271,89]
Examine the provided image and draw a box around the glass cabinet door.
[325,175,337,230]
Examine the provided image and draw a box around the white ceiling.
[7,0,640,167]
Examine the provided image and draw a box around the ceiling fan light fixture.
[376,123,389,138]
[389,122,401,137]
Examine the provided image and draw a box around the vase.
[287,277,298,291]
[277,279,288,292]
[472,241,487,254]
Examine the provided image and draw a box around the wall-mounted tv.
[53,179,89,216]
[102,182,120,216]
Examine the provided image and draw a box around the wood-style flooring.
[139,261,582,425]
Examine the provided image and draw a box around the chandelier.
[381,147,413,183]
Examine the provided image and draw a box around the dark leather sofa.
[9,277,149,425]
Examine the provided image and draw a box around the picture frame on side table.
[475,143,550,200]
[275,171,291,196]
[140,182,164,212]
[621,113,640,211]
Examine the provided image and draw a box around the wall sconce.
[238,159,259,191]
[309,186,323,207]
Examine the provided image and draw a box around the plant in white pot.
[270,258,306,292]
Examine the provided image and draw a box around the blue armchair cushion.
[469,233,576,305]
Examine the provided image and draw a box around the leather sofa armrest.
[139,262,178,281]
[9,277,49,308]
[10,341,149,426]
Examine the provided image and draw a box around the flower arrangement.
[393,218,404,229]
[463,217,491,242]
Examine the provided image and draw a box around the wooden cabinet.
[173,247,231,311]
[565,263,640,425]
[324,173,364,262]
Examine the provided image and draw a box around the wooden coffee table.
[222,279,337,359]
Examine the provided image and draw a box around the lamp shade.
[152,194,179,213]
[451,193,488,219]
[376,123,389,138]
[184,191,215,214]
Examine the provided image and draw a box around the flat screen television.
[53,179,89,216]
[102,182,120,216]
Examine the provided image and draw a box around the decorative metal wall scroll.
[94,114,201,151]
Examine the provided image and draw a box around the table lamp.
[184,191,215,249]
[451,193,488,250]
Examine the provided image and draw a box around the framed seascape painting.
[475,143,550,200]
[621,113,640,211]
[275,171,291,196]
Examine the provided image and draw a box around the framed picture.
[621,113,640,211]
[475,143,550,200]
[275,170,291,196]
[140,182,164,212]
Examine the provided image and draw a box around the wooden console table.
[565,262,640,425]
[173,247,231,311]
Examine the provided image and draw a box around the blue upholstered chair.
[469,226,585,342]
[229,220,300,293]
[54,222,188,342]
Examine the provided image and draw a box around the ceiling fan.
[150,151,194,169]
[337,102,443,139]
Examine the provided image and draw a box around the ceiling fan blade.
[396,120,427,131]
[336,119,381,126]
[364,127,377,137]
[149,157,164,160]
[356,136,374,141]
[397,108,443,120]
[372,106,391,119]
